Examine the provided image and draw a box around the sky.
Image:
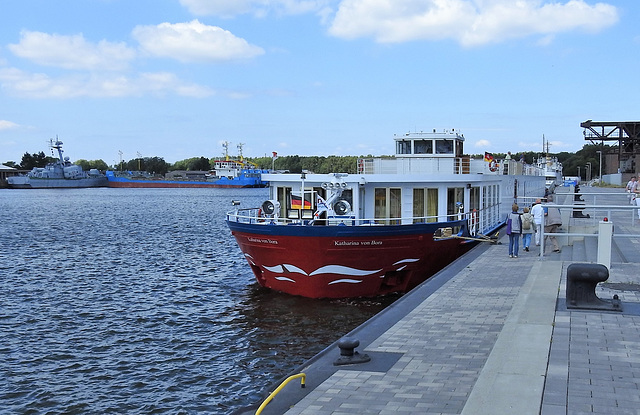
[0,0,637,165]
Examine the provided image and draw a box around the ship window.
[413,188,438,223]
[277,186,292,218]
[469,186,480,211]
[413,189,424,222]
[446,187,464,220]
[397,140,411,155]
[414,140,433,154]
[375,188,401,224]
[435,139,454,154]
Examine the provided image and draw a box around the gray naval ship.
[7,139,108,189]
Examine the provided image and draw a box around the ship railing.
[227,206,500,236]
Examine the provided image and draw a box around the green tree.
[20,151,52,169]
[76,159,109,171]
[146,156,169,175]
[192,156,210,171]
[172,157,210,171]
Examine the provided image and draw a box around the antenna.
[237,142,244,161]
[222,141,229,161]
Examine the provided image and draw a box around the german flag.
[291,194,312,209]
[484,152,494,162]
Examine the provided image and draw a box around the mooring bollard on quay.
[566,263,621,311]
[333,337,371,366]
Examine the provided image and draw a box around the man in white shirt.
[530,198,544,246]
[627,177,637,204]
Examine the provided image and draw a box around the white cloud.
[328,0,619,46]
[0,120,19,130]
[0,67,214,98]
[8,31,135,70]
[475,139,490,147]
[132,20,264,63]
[179,0,330,17]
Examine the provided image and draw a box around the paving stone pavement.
[258,188,640,415]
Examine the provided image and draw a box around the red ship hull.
[227,220,473,298]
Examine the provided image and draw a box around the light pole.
[578,166,581,182]
[586,162,592,182]
[596,150,603,185]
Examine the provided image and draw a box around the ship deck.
[242,186,640,415]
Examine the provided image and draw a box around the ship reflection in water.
[0,188,397,414]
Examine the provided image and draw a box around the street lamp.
[596,150,603,185]
[578,166,581,182]
[586,162,592,182]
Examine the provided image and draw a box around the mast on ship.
[222,141,230,161]
[50,137,65,164]
[237,143,244,162]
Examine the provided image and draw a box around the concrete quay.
[250,187,640,415]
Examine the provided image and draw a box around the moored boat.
[535,135,563,189]
[226,130,548,298]
[105,162,268,188]
[7,139,108,189]
[106,142,269,188]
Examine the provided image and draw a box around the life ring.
[489,160,498,172]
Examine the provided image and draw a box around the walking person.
[628,177,638,204]
[530,198,544,246]
[506,203,522,258]
[633,187,640,220]
[544,195,562,253]
[521,207,534,251]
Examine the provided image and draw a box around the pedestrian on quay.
[627,176,638,204]
[544,195,562,253]
[530,198,544,246]
[634,188,640,220]
[506,203,522,258]
[521,207,534,251]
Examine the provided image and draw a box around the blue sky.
[0,0,635,165]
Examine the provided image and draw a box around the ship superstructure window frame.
[414,140,433,154]
[446,187,465,220]
[397,140,411,155]
[435,139,454,155]
[375,187,401,225]
[413,188,438,223]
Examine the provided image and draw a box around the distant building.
[1,164,18,187]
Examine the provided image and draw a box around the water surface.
[0,188,396,414]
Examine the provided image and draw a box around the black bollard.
[333,337,371,366]
[566,263,621,311]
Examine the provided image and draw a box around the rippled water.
[0,188,396,414]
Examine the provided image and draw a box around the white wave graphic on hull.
[244,253,256,265]
[393,258,420,265]
[274,276,296,283]
[328,279,363,285]
[263,264,308,275]
[309,265,382,277]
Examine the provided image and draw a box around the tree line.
[5,144,612,179]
